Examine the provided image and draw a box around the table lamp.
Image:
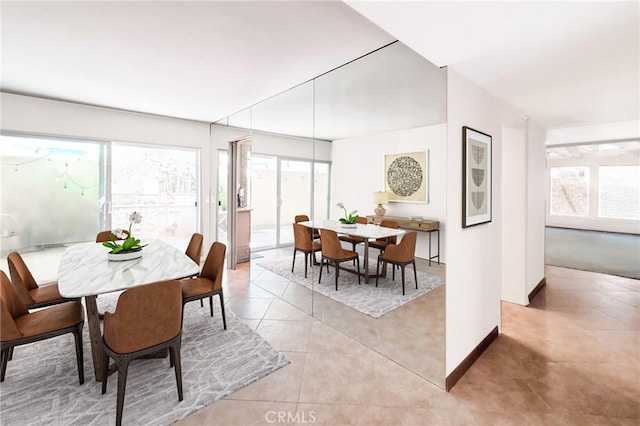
[372,191,389,216]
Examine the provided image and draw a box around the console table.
[366,215,440,266]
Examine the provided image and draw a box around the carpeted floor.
[257,256,445,318]
[0,295,289,425]
[545,227,640,279]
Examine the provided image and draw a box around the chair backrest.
[0,271,28,342]
[294,215,310,223]
[319,229,344,258]
[7,252,37,305]
[96,230,128,243]
[388,231,417,263]
[376,219,399,244]
[356,217,368,225]
[185,233,204,265]
[293,223,315,250]
[200,242,226,290]
[103,280,182,354]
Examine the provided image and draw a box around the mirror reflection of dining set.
[292,215,419,295]
[1,232,225,426]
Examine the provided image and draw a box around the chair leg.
[209,295,214,317]
[401,265,406,295]
[200,299,204,308]
[356,256,361,284]
[318,258,324,283]
[413,261,418,289]
[73,323,85,385]
[0,347,10,382]
[170,342,184,401]
[115,357,131,426]
[304,251,309,278]
[8,347,13,361]
[375,259,381,287]
[334,261,339,291]
[101,349,110,394]
[219,292,227,330]
[291,248,297,273]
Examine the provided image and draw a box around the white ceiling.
[1,1,638,134]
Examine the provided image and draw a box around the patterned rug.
[257,256,445,318]
[0,294,289,425]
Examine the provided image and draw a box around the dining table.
[57,239,199,382]
[299,220,405,283]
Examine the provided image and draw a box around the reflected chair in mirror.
[180,241,227,329]
[101,280,183,426]
[338,216,368,265]
[294,214,320,240]
[1,270,84,384]
[375,231,418,295]
[96,229,129,243]
[292,223,322,278]
[368,219,399,254]
[7,251,76,309]
[318,229,360,291]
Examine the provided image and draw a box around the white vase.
[107,249,143,261]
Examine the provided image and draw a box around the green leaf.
[111,246,123,254]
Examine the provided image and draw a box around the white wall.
[445,69,504,377]
[332,124,447,262]
[526,122,547,295]
[0,93,214,244]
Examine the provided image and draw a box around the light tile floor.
[177,263,639,425]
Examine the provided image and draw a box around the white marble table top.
[57,239,199,298]
[299,220,406,240]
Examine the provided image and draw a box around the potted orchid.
[336,202,359,227]
[103,211,147,261]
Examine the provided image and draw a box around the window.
[0,134,105,253]
[599,166,640,220]
[549,167,589,217]
[111,144,199,249]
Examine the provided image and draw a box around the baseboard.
[445,325,499,392]
[528,277,547,304]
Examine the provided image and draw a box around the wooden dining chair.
[101,280,183,426]
[375,231,418,295]
[180,241,227,329]
[295,214,320,240]
[7,251,76,309]
[369,219,399,254]
[1,270,84,384]
[318,229,360,291]
[292,223,322,278]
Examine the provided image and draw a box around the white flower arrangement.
[102,211,147,253]
[336,202,359,224]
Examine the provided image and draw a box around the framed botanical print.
[384,151,428,203]
[462,126,492,227]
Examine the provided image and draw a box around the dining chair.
[318,229,360,291]
[185,232,204,267]
[96,229,128,243]
[292,222,322,278]
[369,219,399,254]
[1,270,84,384]
[7,251,76,309]
[101,280,183,426]
[180,241,227,329]
[338,216,368,265]
[294,214,320,240]
[375,231,418,295]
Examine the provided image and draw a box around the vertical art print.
[384,151,428,203]
[462,127,492,227]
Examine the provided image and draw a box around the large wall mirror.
[214,41,447,388]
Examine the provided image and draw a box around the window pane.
[599,166,640,220]
[550,167,589,216]
[250,155,277,249]
[111,144,198,250]
[0,135,104,252]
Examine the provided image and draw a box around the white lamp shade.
[372,191,389,204]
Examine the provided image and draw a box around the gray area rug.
[545,227,640,279]
[258,256,445,318]
[0,294,289,425]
